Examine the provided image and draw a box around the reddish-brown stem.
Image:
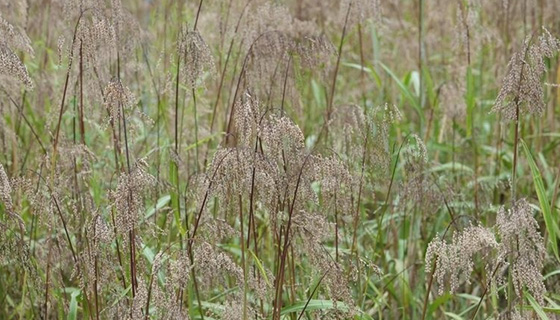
[79,41,85,145]
[326,1,352,128]
[206,1,251,156]
[53,11,88,161]
[224,30,280,145]
[273,154,312,319]
[280,55,292,116]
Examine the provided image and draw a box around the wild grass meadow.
[1,0,560,319]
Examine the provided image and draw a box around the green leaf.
[521,139,560,262]
[186,132,224,153]
[526,291,550,320]
[378,62,423,125]
[108,286,131,309]
[169,161,186,237]
[428,293,453,315]
[443,312,465,320]
[142,244,155,263]
[429,162,474,174]
[145,194,171,219]
[544,269,560,280]
[311,79,325,108]
[248,249,271,287]
[343,62,382,88]
[280,300,349,315]
[67,289,80,320]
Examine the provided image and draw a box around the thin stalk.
[3,90,46,154]
[420,216,466,320]
[273,154,312,320]
[192,88,200,171]
[511,32,538,201]
[44,242,52,318]
[175,49,181,157]
[52,11,88,167]
[50,193,93,320]
[173,26,185,305]
[184,150,233,319]
[358,23,367,109]
[206,1,251,163]
[224,30,280,144]
[325,1,352,136]
[280,55,292,117]
[420,260,436,320]
[470,261,503,320]
[191,0,204,171]
[79,41,85,145]
[86,227,100,320]
[375,137,408,248]
[238,195,248,320]
[418,0,424,110]
[512,103,520,201]
[111,208,128,291]
[335,195,339,262]
[120,99,137,298]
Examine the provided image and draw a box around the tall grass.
[1,0,560,319]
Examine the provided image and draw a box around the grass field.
[1,0,560,319]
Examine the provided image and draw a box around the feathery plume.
[0,44,33,89]
[492,28,560,121]
[496,198,547,304]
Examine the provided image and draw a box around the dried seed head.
[400,134,430,191]
[178,28,215,88]
[492,29,560,121]
[441,78,466,120]
[425,225,498,295]
[295,34,336,71]
[0,15,33,56]
[233,90,261,147]
[169,251,192,290]
[243,3,295,46]
[221,298,261,320]
[194,241,243,291]
[453,0,490,60]
[57,35,66,66]
[312,155,354,214]
[330,103,400,176]
[104,78,136,122]
[112,160,156,235]
[0,164,24,231]
[340,0,382,28]
[90,214,112,245]
[371,103,401,173]
[497,198,547,304]
[75,13,118,69]
[205,147,279,216]
[0,43,33,89]
[131,279,149,320]
[62,0,103,21]
[260,115,305,162]
[111,0,144,59]
[0,1,27,21]
[292,210,354,313]
[0,164,13,212]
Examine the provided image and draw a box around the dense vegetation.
[1,0,560,319]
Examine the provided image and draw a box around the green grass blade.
[248,249,271,287]
[280,300,349,315]
[378,61,424,125]
[67,289,80,320]
[465,66,475,137]
[525,291,551,320]
[521,139,560,262]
